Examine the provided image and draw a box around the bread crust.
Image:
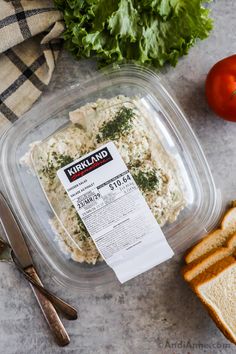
[227,232,236,248]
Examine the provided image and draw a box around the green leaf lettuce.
[55,0,213,67]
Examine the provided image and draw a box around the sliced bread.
[222,207,236,229]
[182,233,236,282]
[190,256,236,344]
[228,233,236,249]
[185,207,236,264]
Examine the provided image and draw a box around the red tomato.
[205,55,236,122]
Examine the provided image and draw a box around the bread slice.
[228,233,236,249]
[182,247,232,282]
[222,207,236,229]
[185,229,235,264]
[185,207,236,264]
[182,233,236,281]
[190,256,236,344]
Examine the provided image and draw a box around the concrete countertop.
[1,1,236,353]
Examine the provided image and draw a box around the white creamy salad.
[21,95,186,264]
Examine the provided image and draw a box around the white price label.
[57,142,174,283]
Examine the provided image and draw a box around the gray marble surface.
[1,1,236,353]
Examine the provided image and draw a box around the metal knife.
[0,193,70,346]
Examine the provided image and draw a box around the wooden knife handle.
[24,266,70,346]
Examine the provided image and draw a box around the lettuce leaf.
[55,0,213,67]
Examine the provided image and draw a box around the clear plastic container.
[0,65,222,290]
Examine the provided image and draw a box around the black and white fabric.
[0,0,64,129]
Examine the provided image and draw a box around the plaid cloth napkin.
[0,0,64,130]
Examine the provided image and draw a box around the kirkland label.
[64,146,113,182]
[57,142,174,283]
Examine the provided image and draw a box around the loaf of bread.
[182,204,236,345]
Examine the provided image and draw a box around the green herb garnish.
[75,211,90,241]
[41,154,56,180]
[54,154,74,169]
[96,107,135,143]
[133,169,159,192]
[41,153,74,180]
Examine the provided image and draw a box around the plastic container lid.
[0,64,222,290]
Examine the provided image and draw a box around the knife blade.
[0,192,70,346]
[0,193,33,269]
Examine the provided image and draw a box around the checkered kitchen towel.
[0,0,64,130]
